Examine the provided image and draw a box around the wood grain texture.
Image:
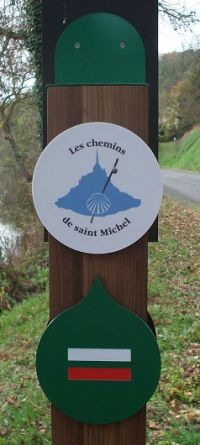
[47,86,148,445]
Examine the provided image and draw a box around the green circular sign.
[36,278,161,424]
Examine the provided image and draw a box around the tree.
[0,0,41,237]
[0,0,37,183]
[177,69,200,132]
[159,49,200,140]
[158,1,197,30]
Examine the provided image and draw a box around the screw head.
[120,41,126,49]
[74,42,80,49]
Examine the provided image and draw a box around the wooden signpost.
[32,4,162,445]
[42,0,158,242]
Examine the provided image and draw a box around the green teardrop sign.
[36,277,161,424]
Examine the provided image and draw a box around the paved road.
[162,169,200,203]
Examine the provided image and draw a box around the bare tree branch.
[1,100,32,183]
[158,1,197,30]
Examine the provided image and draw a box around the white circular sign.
[32,122,163,254]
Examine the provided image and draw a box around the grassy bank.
[147,196,200,444]
[0,293,50,444]
[159,128,200,171]
[0,196,199,444]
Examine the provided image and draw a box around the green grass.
[0,196,199,444]
[159,128,200,171]
[159,140,178,168]
[147,196,200,444]
[0,293,51,444]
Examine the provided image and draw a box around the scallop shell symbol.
[86,193,111,216]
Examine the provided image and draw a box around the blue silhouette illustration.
[55,153,141,219]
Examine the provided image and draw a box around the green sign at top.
[55,13,146,85]
[36,277,160,424]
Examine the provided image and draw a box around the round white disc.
[32,122,163,254]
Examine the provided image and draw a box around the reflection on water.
[0,222,20,256]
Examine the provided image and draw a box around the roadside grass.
[147,195,200,444]
[159,140,178,168]
[159,128,200,171]
[0,196,199,444]
[0,293,51,444]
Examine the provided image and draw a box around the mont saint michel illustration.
[55,153,141,221]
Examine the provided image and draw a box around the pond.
[0,222,20,257]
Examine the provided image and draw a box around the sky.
[159,0,200,53]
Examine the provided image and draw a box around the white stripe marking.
[68,348,131,362]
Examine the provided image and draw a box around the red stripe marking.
[68,367,131,381]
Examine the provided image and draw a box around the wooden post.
[47,85,148,445]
